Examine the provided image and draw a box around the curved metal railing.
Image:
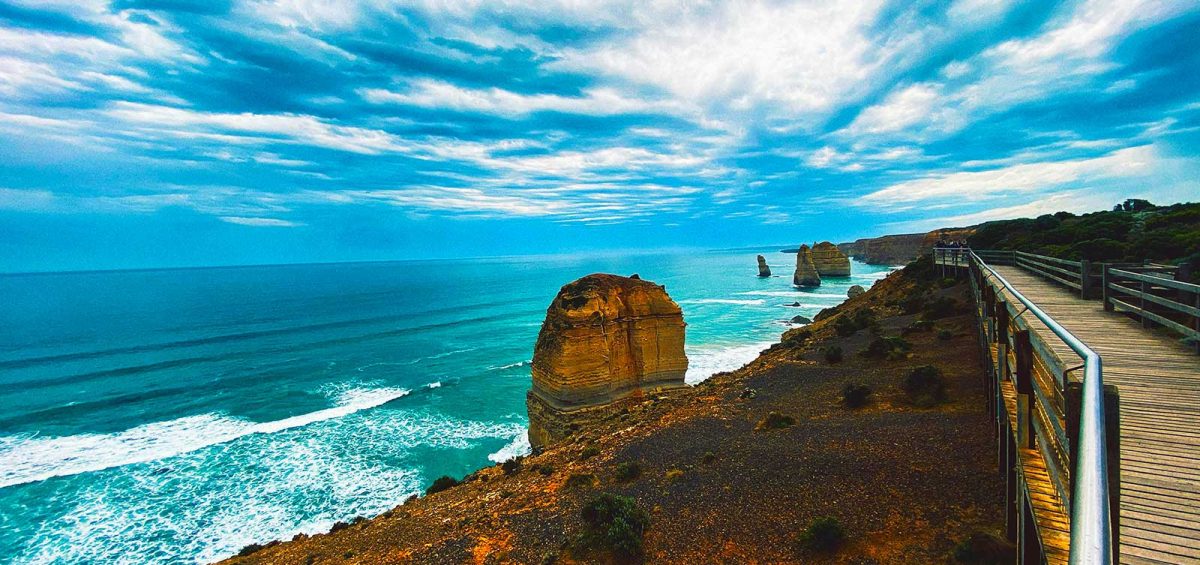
[935,247,1112,564]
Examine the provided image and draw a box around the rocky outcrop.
[526,274,688,450]
[847,285,865,298]
[793,245,821,287]
[757,255,771,277]
[811,241,850,277]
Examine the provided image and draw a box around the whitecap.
[679,298,766,305]
[487,429,531,463]
[684,341,776,385]
[0,386,410,489]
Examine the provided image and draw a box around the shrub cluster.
[614,462,641,482]
[863,336,910,359]
[578,493,651,559]
[938,329,955,341]
[565,473,597,489]
[501,457,522,475]
[834,308,877,337]
[842,383,872,408]
[755,411,796,431]
[580,446,600,460]
[903,365,947,407]
[824,345,843,364]
[426,475,460,495]
[797,516,846,553]
[952,532,1017,564]
[921,297,962,320]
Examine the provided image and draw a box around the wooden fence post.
[1014,330,1034,449]
[1104,384,1121,557]
[1102,265,1113,312]
[1080,260,1092,299]
[1065,381,1083,505]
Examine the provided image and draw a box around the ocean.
[0,251,893,564]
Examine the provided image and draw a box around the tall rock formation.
[811,241,851,277]
[757,255,771,277]
[793,244,821,287]
[526,274,688,450]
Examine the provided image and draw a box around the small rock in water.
[790,301,801,307]
[791,315,812,324]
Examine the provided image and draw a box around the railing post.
[1065,381,1082,484]
[1102,265,1113,312]
[1080,260,1092,299]
[1104,384,1121,559]
[1140,278,1151,328]
[1014,330,1034,449]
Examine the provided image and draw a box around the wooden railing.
[1104,265,1200,349]
[937,248,1117,564]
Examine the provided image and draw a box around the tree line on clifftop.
[967,199,1200,280]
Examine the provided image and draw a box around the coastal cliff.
[838,227,975,265]
[527,274,688,450]
[810,241,850,277]
[223,257,1006,564]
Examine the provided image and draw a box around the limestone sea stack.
[793,244,821,287]
[811,241,851,277]
[526,274,688,450]
[757,255,771,277]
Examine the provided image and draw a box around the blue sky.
[1,0,1199,271]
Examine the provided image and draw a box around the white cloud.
[359,79,687,118]
[882,191,1114,231]
[857,145,1155,208]
[843,83,949,136]
[219,216,302,227]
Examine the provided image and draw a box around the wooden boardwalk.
[989,265,1200,564]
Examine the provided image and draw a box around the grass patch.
[904,365,947,407]
[664,468,684,482]
[425,475,460,495]
[797,516,845,553]
[578,493,651,560]
[842,383,872,408]
[755,411,796,431]
[565,473,598,489]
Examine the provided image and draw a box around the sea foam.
[0,386,411,489]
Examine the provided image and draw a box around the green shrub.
[501,458,522,474]
[900,294,926,315]
[953,532,1016,564]
[329,520,350,533]
[579,493,651,559]
[426,475,460,495]
[537,464,556,476]
[614,462,641,482]
[863,336,910,359]
[797,516,845,553]
[580,446,600,460]
[664,468,684,482]
[755,411,796,431]
[842,383,872,408]
[902,320,934,335]
[939,277,959,289]
[904,365,947,407]
[921,297,961,320]
[781,327,812,346]
[565,473,598,489]
[824,345,843,364]
[834,315,859,337]
[938,329,954,341]
[237,543,266,557]
[701,451,717,464]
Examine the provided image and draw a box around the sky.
[1,0,1199,272]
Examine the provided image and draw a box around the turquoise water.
[0,251,893,563]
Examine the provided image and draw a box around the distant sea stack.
[757,255,771,277]
[811,241,851,277]
[526,274,688,450]
[838,227,976,265]
[793,244,821,287]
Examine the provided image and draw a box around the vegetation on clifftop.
[967,200,1200,277]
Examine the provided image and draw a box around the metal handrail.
[935,247,1112,564]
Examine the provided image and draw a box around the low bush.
[578,493,651,559]
[842,383,872,408]
[952,532,1016,564]
[797,516,845,553]
[236,543,265,557]
[834,315,859,337]
[501,457,522,474]
[565,473,598,489]
[701,451,717,464]
[426,475,460,495]
[938,329,954,341]
[781,327,812,346]
[665,468,684,482]
[904,365,947,407]
[824,345,843,364]
[899,294,926,315]
[939,277,959,289]
[580,446,600,460]
[921,296,961,320]
[901,319,934,335]
[755,411,796,431]
[537,464,556,476]
[614,462,641,482]
[329,521,351,533]
[864,336,910,359]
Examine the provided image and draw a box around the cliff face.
[811,241,851,277]
[840,227,976,265]
[757,255,771,277]
[793,244,821,287]
[527,274,687,449]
